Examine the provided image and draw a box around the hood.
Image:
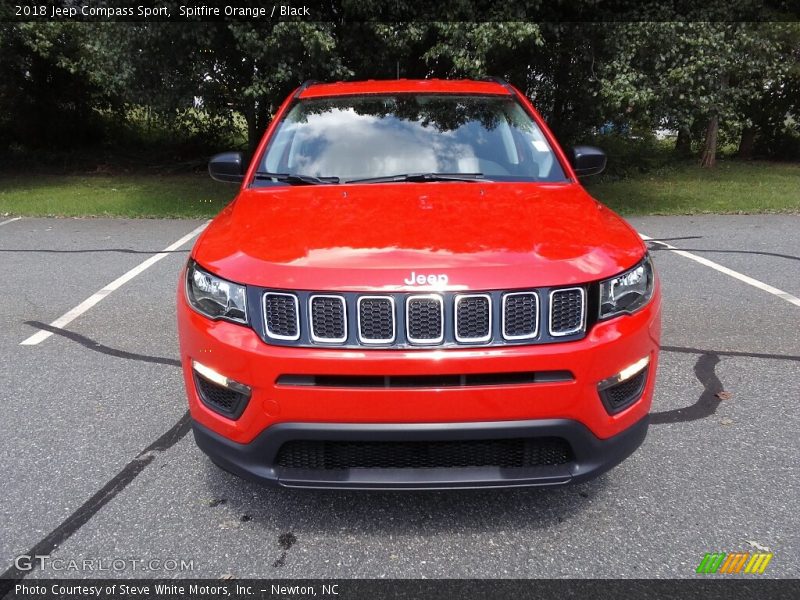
[193,182,645,291]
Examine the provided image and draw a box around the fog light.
[597,356,650,414]
[192,361,251,419]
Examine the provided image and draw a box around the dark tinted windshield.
[258,95,568,184]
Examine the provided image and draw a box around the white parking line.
[641,234,800,308]
[20,222,208,346]
[0,217,22,227]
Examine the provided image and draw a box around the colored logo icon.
[696,552,773,574]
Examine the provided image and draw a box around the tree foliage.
[599,22,798,166]
[2,20,799,168]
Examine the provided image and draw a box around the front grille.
[455,295,491,342]
[358,296,395,343]
[194,374,249,419]
[503,292,539,339]
[275,437,574,470]
[258,287,588,348]
[264,293,299,340]
[310,295,346,342]
[599,367,648,413]
[550,288,585,336]
[406,295,444,344]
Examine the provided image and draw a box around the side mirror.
[570,146,607,177]
[209,152,244,183]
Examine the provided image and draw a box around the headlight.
[599,255,655,319]
[186,260,247,323]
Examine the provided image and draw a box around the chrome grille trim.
[357,295,396,344]
[256,287,588,349]
[406,294,444,345]
[501,291,539,340]
[308,294,347,343]
[263,292,300,341]
[548,287,586,337]
[454,294,492,343]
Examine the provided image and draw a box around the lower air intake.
[275,437,573,470]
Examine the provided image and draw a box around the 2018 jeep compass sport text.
[178,79,661,490]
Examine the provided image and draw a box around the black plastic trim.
[191,416,649,490]
[192,372,251,421]
[293,79,318,98]
[208,151,244,183]
[275,370,573,388]
[598,367,649,415]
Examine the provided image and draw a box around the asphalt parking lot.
[1,214,798,580]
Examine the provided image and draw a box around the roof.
[297,79,513,99]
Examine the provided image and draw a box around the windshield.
[257,94,568,184]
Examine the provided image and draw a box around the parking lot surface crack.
[0,412,191,585]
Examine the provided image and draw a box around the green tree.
[600,22,793,167]
[737,23,800,159]
[92,22,350,153]
[421,23,617,147]
[0,23,112,151]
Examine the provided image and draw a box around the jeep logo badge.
[403,271,449,286]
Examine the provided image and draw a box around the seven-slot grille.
[261,288,588,347]
[549,288,585,336]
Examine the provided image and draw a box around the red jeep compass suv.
[178,78,661,489]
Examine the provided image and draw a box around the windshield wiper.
[254,172,340,185]
[346,172,489,184]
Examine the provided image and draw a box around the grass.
[0,160,798,218]
[0,173,235,218]
[586,160,800,216]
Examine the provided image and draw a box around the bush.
[584,131,678,181]
[754,126,800,161]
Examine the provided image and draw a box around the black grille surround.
[250,285,596,349]
[275,437,574,471]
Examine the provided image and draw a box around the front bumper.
[178,279,660,489]
[192,415,650,490]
